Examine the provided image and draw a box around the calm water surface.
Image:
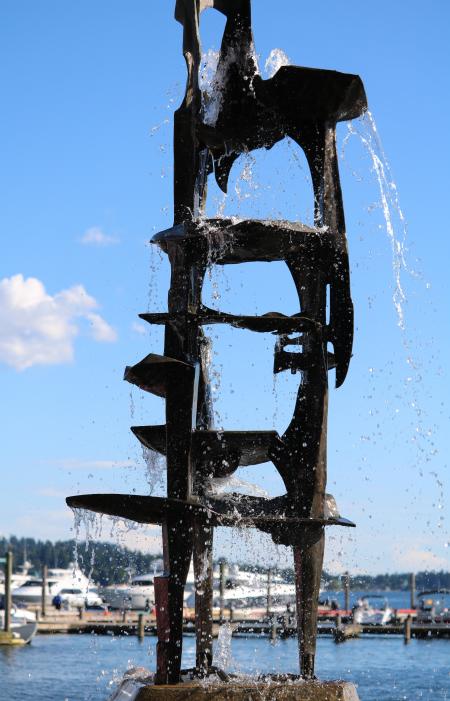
[1,633,449,701]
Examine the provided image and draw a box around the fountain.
[67,1,367,698]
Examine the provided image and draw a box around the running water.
[141,446,166,496]
[72,508,104,587]
[342,110,409,329]
[214,622,236,672]
[340,109,445,550]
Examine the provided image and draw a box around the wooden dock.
[33,610,450,640]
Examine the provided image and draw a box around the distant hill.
[1,535,449,591]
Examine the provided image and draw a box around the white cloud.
[131,321,147,335]
[0,274,117,370]
[80,226,118,246]
[87,313,118,342]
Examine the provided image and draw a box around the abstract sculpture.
[67,0,367,685]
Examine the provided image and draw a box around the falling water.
[71,507,104,588]
[339,109,446,568]
[342,110,408,329]
[214,622,235,671]
[141,446,166,496]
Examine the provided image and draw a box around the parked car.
[52,587,103,610]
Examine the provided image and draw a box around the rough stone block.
[111,677,360,701]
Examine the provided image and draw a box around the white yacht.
[101,573,157,611]
[102,560,190,611]
[12,565,91,607]
[101,563,292,613]
[185,581,296,615]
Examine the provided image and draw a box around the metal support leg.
[154,518,193,684]
[293,528,325,679]
[193,518,214,676]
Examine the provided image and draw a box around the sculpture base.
[111,676,360,701]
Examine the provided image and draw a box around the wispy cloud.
[0,274,117,370]
[393,546,450,572]
[53,458,134,471]
[131,321,147,335]
[80,226,119,246]
[38,487,68,498]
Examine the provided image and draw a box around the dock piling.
[41,564,47,618]
[266,568,273,618]
[404,615,412,644]
[138,613,145,641]
[219,561,226,624]
[4,551,12,633]
[271,618,277,643]
[343,572,350,614]
[410,573,416,609]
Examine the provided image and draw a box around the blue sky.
[1,0,449,575]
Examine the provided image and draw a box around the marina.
[26,607,450,641]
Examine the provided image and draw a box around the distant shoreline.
[1,535,449,591]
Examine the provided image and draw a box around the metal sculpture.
[67,0,367,685]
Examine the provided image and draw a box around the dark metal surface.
[67,0,366,684]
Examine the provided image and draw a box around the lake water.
[2,632,449,701]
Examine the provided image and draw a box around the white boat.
[100,573,157,611]
[100,563,280,612]
[12,564,92,607]
[185,576,297,616]
[352,595,393,625]
[214,583,296,615]
[0,606,38,644]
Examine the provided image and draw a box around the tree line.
[0,535,161,585]
[1,535,449,591]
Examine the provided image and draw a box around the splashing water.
[199,49,221,127]
[264,48,291,78]
[200,333,215,424]
[214,622,235,671]
[207,473,269,498]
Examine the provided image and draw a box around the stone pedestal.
[111,677,360,701]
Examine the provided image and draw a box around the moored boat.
[12,565,92,607]
[0,606,37,644]
[352,595,393,625]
